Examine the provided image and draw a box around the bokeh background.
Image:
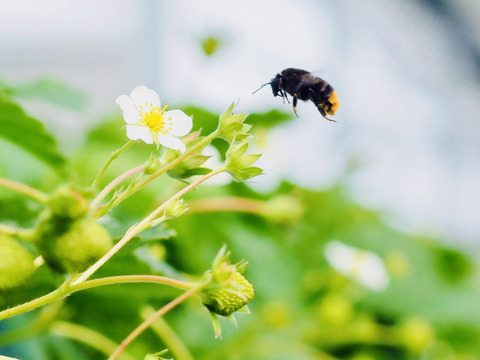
[1,0,479,242]
[1,1,480,359]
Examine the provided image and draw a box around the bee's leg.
[281,90,290,104]
[292,96,299,117]
[318,106,336,122]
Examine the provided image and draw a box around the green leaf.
[0,96,68,176]
[246,109,293,128]
[13,78,88,111]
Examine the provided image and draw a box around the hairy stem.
[0,275,193,321]
[90,165,144,210]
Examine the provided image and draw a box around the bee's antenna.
[252,82,271,95]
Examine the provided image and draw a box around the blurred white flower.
[324,241,390,291]
[115,85,192,152]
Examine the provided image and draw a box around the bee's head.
[270,74,283,96]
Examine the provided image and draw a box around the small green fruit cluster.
[0,234,35,290]
[48,185,89,219]
[33,186,112,273]
[203,271,255,317]
[35,212,112,273]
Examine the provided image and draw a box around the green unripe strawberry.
[36,215,112,273]
[0,234,35,290]
[203,272,255,316]
[48,185,89,220]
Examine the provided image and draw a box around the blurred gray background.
[0,0,479,243]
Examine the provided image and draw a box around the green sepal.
[144,349,173,360]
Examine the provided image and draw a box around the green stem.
[88,140,136,193]
[72,275,193,292]
[108,283,205,360]
[74,165,226,284]
[0,223,35,240]
[0,285,68,322]
[90,165,144,210]
[141,306,195,360]
[50,321,136,360]
[0,177,48,203]
[108,131,218,210]
[0,275,193,322]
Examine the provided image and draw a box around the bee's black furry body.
[269,68,339,121]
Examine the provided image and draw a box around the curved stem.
[0,177,48,203]
[0,284,68,321]
[140,306,195,360]
[108,284,205,360]
[74,166,226,284]
[0,275,194,322]
[72,275,193,292]
[90,165,144,209]
[88,140,136,194]
[50,321,136,360]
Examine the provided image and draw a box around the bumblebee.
[254,68,339,121]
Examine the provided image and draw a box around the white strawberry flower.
[115,85,193,153]
[324,241,390,291]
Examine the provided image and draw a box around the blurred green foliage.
[0,95,67,177]
[0,79,480,360]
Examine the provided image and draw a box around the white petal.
[164,110,193,136]
[115,94,141,124]
[157,133,186,153]
[130,85,161,112]
[126,125,153,144]
[357,255,390,291]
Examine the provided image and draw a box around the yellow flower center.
[141,105,168,133]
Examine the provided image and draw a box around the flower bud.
[216,103,251,143]
[167,155,211,180]
[48,185,89,220]
[0,234,35,290]
[143,154,162,175]
[159,131,212,180]
[225,140,263,181]
[164,198,189,219]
